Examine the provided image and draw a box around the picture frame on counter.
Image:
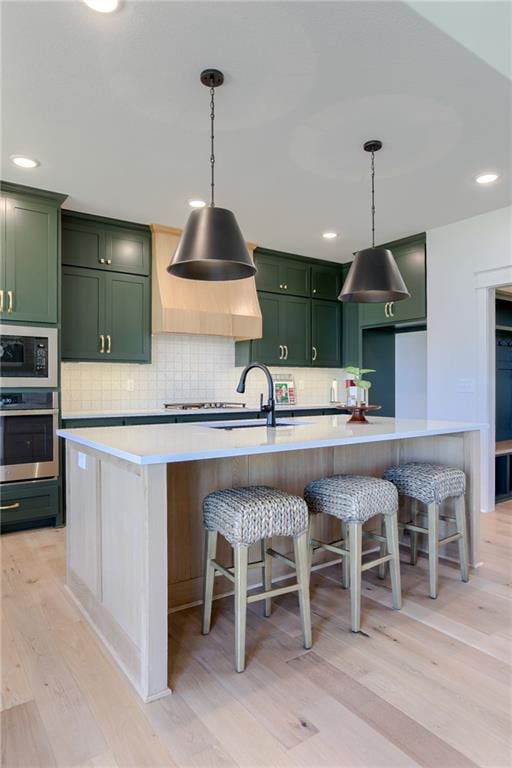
[274,376,296,405]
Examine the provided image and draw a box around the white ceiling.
[2,0,511,262]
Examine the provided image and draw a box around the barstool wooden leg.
[294,531,313,649]
[427,502,439,599]
[410,499,419,565]
[341,521,350,589]
[262,537,272,617]
[201,530,217,635]
[385,513,402,609]
[308,512,316,571]
[454,495,469,582]
[349,523,362,632]
[234,544,248,672]
[378,516,387,580]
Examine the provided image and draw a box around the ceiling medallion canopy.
[338,140,410,303]
[167,69,256,281]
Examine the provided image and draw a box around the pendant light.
[338,140,410,303]
[168,69,256,281]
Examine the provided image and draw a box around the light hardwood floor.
[2,504,511,768]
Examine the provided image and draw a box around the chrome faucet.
[236,362,276,427]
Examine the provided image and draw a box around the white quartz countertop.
[57,415,483,466]
[61,403,338,419]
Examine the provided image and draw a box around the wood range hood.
[151,224,262,340]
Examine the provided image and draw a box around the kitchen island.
[58,415,482,703]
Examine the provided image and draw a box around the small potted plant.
[342,366,375,406]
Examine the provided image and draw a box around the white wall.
[426,205,512,511]
[395,331,427,418]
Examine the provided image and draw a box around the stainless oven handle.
[0,409,59,416]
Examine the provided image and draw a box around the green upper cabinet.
[105,273,150,362]
[312,300,342,367]
[0,183,66,324]
[62,211,150,276]
[250,293,283,365]
[311,264,342,301]
[254,248,310,297]
[62,268,150,364]
[358,234,426,327]
[280,295,311,365]
[62,267,105,361]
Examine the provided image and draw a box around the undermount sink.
[206,419,311,431]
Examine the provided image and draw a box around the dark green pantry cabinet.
[62,266,150,363]
[0,183,66,324]
[359,234,426,327]
[62,212,150,276]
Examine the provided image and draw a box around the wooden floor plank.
[1,700,57,768]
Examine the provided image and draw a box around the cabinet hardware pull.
[384,302,389,318]
[0,289,3,312]
[313,289,317,294]
[284,284,288,290]
[312,346,317,361]
[278,344,283,360]
[279,284,283,289]
[106,334,112,354]
[389,302,394,317]
[0,502,20,510]
[106,259,112,265]
[7,290,14,313]
[99,258,106,264]
[284,344,288,360]
[100,334,105,353]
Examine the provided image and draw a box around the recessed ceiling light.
[10,155,40,169]
[322,232,338,240]
[83,0,119,12]
[188,199,206,209]
[475,172,499,185]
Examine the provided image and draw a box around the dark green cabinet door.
[359,235,426,327]
[254,250,310,297]
[62,267,105,361]
[62,218,106,269]
[389,239,426,323]
[5,196,58,323]
[0,198,6,309]
[105,227,150,275]
[251,292,283,365]
[105,273,150,362]
[311,264,342,300]
[282,259,310,297]
[312,300,342,367]
[280,295,311,366]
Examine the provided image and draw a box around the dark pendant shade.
[338,247,410,303]
[167,206,257,281]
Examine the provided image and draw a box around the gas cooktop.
[163,402,246,411]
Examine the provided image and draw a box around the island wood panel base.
[166,432,480,609]
[65,443,169,703]
[65,431,479,702]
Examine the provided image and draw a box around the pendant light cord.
[370,149,375,248]
[209,85,215,207]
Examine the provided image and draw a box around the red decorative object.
[335,404,382,424]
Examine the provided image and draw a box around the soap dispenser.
[330,379,339,403]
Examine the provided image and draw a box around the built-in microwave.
[0,324,58,388]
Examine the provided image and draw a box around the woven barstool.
[383,462,468,598]
[304,475,402,632]
[202,486,312,672]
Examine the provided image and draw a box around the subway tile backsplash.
[61,334,345,413]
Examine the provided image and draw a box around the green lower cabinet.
[1,479,59,532]
[312,300,341,367]
[359,234,426,327]
[62,266,150,363]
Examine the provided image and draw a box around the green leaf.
[343,366,360,375]
[358,380,372,389]
[360,369,376,374]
